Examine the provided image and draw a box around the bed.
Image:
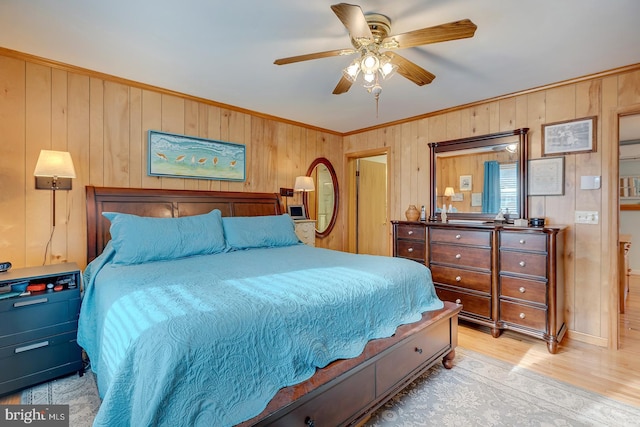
[80,185,461,426]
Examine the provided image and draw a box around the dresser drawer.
[500,251,547,278]
[500,300,546,331]
[431,265,491,293]
[500,276,547,304]
[500,232,547,252]
[377,319,449,393]
[269,363,375,426]
[430,228,491,246]
[396,240,426,261]
[435,287,491,319]
[396,224,426,240]
[431,243,491,270]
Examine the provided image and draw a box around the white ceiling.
[1,0,639,134]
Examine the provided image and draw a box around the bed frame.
[85,185,461,426]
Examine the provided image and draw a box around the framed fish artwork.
[148,130,246,181]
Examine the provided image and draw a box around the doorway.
[346,150,389,256]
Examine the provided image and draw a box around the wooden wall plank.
[67,73,90,267]
[160,94,185,190]
[103,81,130,188]
[89,78,104,187]
[50,68,69,264]
[141,89,162,189]
[25,63,51,266]
[0,56,26,266]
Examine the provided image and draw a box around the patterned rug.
[20,348,640,426]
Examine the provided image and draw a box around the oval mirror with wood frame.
[429,128,529,222]
[303,157,339,238]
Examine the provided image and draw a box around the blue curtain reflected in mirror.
[482,161,501,213]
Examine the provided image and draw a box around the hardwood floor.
[459,273,640,408]
[2,276,639,410]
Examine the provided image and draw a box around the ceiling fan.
[274,3,477,100]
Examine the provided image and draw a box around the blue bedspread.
[78,244,442,426]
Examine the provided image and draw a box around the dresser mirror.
[303,157,339,238]
[428,128,529,222]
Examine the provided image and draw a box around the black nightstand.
[0,262,83,396]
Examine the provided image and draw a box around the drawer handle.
[13,297,48,308]
[455,254,461,259]
[305,417,315,427]
[408,247,414,253]
[519,313,526,319]
[15,340,49,354]
[455,234,461,239]
[455,299,462,304]
[519,286,526,293]
[519,239,526,245]
[415,347,423,354]
[408,230,414,235]
[519,261,526,267]
[455,276,462,282]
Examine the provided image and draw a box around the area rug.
[20,348,640,426]
[365,347,640,426]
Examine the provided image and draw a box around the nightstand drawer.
[0,290,80,348]
[0,330,82,385]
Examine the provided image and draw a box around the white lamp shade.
[444,187,455,197]
[294,176,315,192]
[34,150,76,178]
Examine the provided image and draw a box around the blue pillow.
[103,209,227,265]
[222,214,301,250]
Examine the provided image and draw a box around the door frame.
[344,147,391,254]
[610,103,640,349]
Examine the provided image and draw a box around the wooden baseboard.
[565,330,609,348]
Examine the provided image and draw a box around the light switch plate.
[575,210,598,224]
[580,175,601,190]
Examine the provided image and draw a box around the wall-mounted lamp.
[444,186,455,207]
[33,150,76,226]
[294,176,315,193]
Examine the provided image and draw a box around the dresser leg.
[442,349,456,369]
[547,340,558,354]
[491,328,501,338]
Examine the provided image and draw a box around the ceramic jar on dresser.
[392,221,566,354]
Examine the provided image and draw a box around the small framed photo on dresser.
[287,204,307,220]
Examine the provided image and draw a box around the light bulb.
[379,61,397,79]
[360,53,379,74]
[342,59,360,82]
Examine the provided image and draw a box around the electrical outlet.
[575,210,598,224]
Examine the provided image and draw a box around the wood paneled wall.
[344,66,640,345]
[0,53,344,270]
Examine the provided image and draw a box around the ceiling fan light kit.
[274,3,477,114]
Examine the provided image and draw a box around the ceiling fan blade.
[332,75,353,94]
[274,48,355,65]
[331,3,373,45]
[382,19,477,49]
[384,52,435,86]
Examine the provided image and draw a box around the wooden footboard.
[243,301,461,427]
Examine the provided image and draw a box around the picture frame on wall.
[542,116,596,156]
[528,157,565,196]
[459,175,472,191]
[148,130,246,181]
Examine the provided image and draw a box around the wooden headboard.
[86,186,283,262]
